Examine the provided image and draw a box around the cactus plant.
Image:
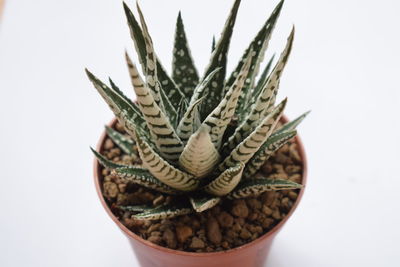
[88,0,308,220]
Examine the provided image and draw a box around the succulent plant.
[88,0,308,220]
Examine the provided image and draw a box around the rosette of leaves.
[88,0,309,220]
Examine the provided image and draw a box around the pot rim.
[93,115,307,257]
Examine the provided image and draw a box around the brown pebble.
[248,212,258,221]
[272,209,281,220]
[239,228,252,240]
[217,212,234,228]
[104,138,114,149]
[147,223,161,234]
[286,165,302,174]
[152,195,165,206]
[176,226,193,243]
[190,237,205,249]
[207,217,222,245]
[289,144,301,162]
[262,205,273,216]
[221,241,229,249]
[246,198,262,210]
[262,218,274,229]
[162,229,177,249]
[261,163,273,174]
[147,235,162,245]
[288,191,298,201]
[231,201,249,218]
[103,182,119,198]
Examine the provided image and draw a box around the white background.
[1,0,399,266]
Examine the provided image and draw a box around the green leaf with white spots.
[132,202,193,220]
[228,178,302,199]
[200,0,242,118]
[119,205,153,213]
[226,0,284,121]
[128,60,184,162]
[113,167,179,194]
[105,126,136,156]
[272,111,310,137]
[205,163,245,196]
[123,2,186,109]
[202,54,252,150]
[176,97,203,144]
[189,193,221,213]
[188,68,221,109]
[179,127,220,178]
[218,99,287,172]
[172,12,199,100]
[136,134,199,192]
[91,147,127,169]
[243,129,297,179]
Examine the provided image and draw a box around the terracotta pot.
[94,116,307,267]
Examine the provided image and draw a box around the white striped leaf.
[228,178,302,199]
[105,126,136,155]
[136,134,199,192]
[218,99,287,172]
[200,0,241,118]
[189,193,221,213]
[188,68,221,108]
[132,202,193,220]
[272,111,310,137]
[226,0,284,120]
[202,53,252,150]
[128,60,184,162]
[123,2,186,109]
[113,167,179,195]
[119,205,152,213]
[179,127,220,178]
[176,97,203,144]
[172,12,199,100]
[204,163,245,196]
[243,129,297,179]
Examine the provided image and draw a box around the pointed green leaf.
[136,134,199,192]
[219,99,287,172]
[211,35,216,53]
[226,0,284,120]
[202,54,252,150]
[114,167,179,194]
[228,178,302,199]
[105,126,136,155]
[133,201,193,220]
[119,205,153,213]
[200,0,242,118]
[243,129,297,179]
[172,12,199,100]
[189,193,221,213]
[175,97,189,128]
[205,163,245,196]
[272,111,310,137]
[179,127,220,178]
[176,97,203,144]
[123,2,186,109]
[91,147,126,169]
[188,68,221,108]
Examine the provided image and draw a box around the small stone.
[275,152,291,165]
[262,205,273,216]
[150,231,161,237]
[152,195,165,206]
[207,217,222,245]
[288,191,298,201]
[246,198,262,210]
[104,138,114,149]
[217,212,234,228]
[147,235,162,245]
[189,237,205,249]
[221,241,229,249]
[289,144,301,162]
[262,218,274,229]
[272,209,281,220]
[285,165,302,174]
[239,228,252,239]
[248,212,258,221]
[118,183,127,193]
[176,226,193,243]
[289,174,302,183]
[139,191,155,202]
[231,201,249,218]
[147,223,161,234]
[103,182,119,198]
[162,229,177,249]
[262,191,276,206]
[261,163,273,174]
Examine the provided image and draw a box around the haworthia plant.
[89,0,308,220]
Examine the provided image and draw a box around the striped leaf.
[200,0,241,118]
[91,147,127,169]
[176,97,203,144]
[125,53,178,124]
[205,163,245,196]
[211,35,216,53]
[188,68,221,108]
[132,202,193,220]
[128,59,184,162]
[226,0,284,120]
[221,97,287,157]
[218,99,287,172]
[86,70,152,145]
[189,193,221,213]
[228,178,302,199]
[136,134,199,192]
[272,111,310,137]
[105,126,136,155]
[202,54,252,150]
[179,127,220,178]
[175,97,189,128]
[172,12,199,100]
[123,2,186,109]
[113,167,179,194]
[119,205,153,213]
[243,129,297,179]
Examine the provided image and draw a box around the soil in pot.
[99,121,303,253]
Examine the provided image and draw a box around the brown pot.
[94,116,307,267]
